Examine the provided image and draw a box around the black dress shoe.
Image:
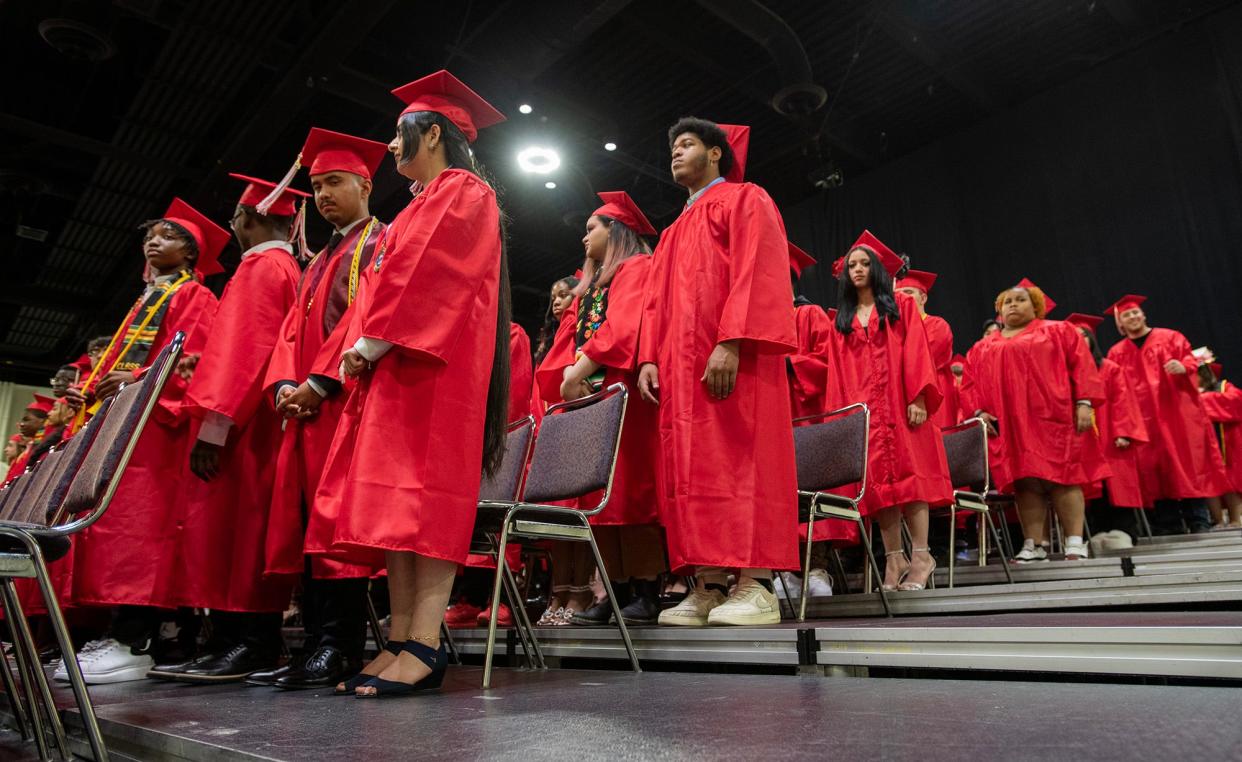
[570,599,614,626]
[148,652,212,681]
[245,657,302,687]
[619,594,659,626]
[274,646,360,690]
[176,645,279,684]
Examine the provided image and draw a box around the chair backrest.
[478,416,536,502]
[793,404,869,494]
[942,418,989,492]
[0,474,30,518]
[54,333,185,534]
[5,449,65,525]
[520,383,627,510]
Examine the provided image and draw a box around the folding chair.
[0,331,185,762]
[793,403,889,621]
[940,417,1015,587]
[475,383,637,688]
[469,416,541,671]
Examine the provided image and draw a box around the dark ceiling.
[0,0,1235,383]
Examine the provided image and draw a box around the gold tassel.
[255,152,302,215]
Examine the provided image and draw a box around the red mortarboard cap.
[788,241,817,277]
[302,128,389,179]
[70,354,92,374]
[719,124,750,183]
[28,394,55,415]
[1017,277,1056,316]
[1210,363,1223,378]
[161,198,229,276]
[897,269,937,294]
[593,191,656,236]
[1105,294,1147,316]
[391,70,506,144]
[229,173,310,217]
[950,353,967,368]
[833,230,903,278]
[1065,312,1105,332]
[8,433,23,443]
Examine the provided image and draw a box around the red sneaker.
[476,602,514,628]
[444,601,484,629]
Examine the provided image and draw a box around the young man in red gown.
[638,119,799,627]
[68,199,223,684]
[147,175,309,683]
[255,128,390,690]
[1104,295,1230,534]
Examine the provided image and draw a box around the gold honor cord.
[75,270,192,422]
[347,217,378,306]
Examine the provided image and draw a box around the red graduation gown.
[819,293,953,515]
[310,170,501,567]
[71,280,218,608]
[1105,328,1231,501]
[1201,380,1242,493]
[262,218,385,581]
[1084,359,1149,508]
[788,302,833,420]
[535,256,660,527]
[637,181,799,573]
[923,314,959,428]
[159,245,300,612]
[963,319,1107,492]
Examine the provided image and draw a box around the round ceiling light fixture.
[516,146,561,174]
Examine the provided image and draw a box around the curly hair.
[994,285,1047,319]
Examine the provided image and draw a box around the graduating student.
[147,175,308,683]
[1104,295,1230,533]
[1198,363,1242,528]
[962,283,1105,561]
[536,190,665,625]
[787,243,833,420]
[818,231,952,591]
[68,199,222,684]
[637,118,799,627]
[310,70,509,696]
[1065,313,1148,520]
[2,394,55,485]
[896,269,958,428]
[255,128,390,691]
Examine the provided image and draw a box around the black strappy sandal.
[355,640,446,699]
[334,640,403,695]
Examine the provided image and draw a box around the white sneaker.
[1013,540,1049,564]
[707,579,781,626]
[775,572,801,599]
[76,639,154,684]
[53,638,106,682]
[1063,536,1090,560]
[806,569,833,598]
[657,588,725,626]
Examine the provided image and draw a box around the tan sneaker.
[707,579,781,626]
[657,588,725,626]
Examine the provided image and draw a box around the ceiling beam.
[0,113,199,179]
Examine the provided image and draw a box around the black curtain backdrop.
[784,4,1242,371]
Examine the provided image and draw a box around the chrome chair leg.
[365,585,386,652]
[499,562,538,670]
[3,586,67,760]
[0,582,51,761]
[439,623,460,665]
[584,527,640,673]
[798,509,817,622]
[986,513,1015,584]
[948,504,956,589]
[482,520,513,689]
[855,518,891,617]
[0,611,31,740]
[502,562,545,670]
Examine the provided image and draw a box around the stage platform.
[3,666,1239,761]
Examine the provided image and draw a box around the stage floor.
[7,666,1239,760]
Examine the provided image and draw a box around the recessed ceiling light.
[518,104,533,114]
[604,142,617,151]
[544,181,557,189]
[516,146,561,174]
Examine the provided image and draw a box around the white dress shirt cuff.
[353,336,393,362]
[198,411,234,446]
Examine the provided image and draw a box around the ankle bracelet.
[408,633,439,643]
